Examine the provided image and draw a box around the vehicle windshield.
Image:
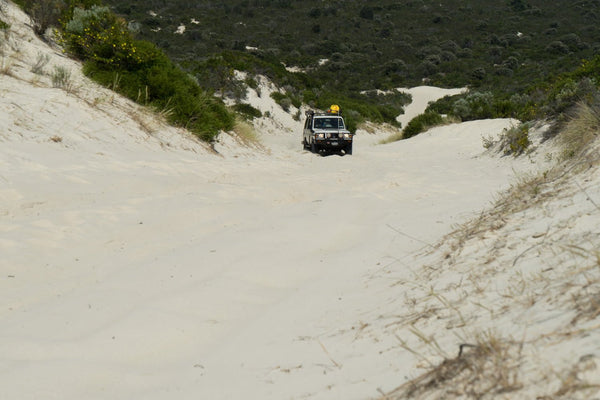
[313,117,344,130]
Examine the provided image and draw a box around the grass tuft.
[559,101,600,160]
[51,65,74,92]
[232,117,262,148]
[499,123,531,156]
[387,332,522,399]
[31,52,49,75]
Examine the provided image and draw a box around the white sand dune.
[395,86,466,127]
[2,2,599,399]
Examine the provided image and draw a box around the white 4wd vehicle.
[302,105,354,155]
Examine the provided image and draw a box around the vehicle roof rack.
[305,104,343,118]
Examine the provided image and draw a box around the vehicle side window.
[304,117,310,129]
[338,118,345,129]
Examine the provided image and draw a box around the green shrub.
[453,91,495,120]
[64,6,139,68]
[498,123,531,155]
[244,76,258,90]
[541,77,599,119]
[233,103,262,120]
[14,0,102,35]
[84,57,233,141]
[546,41,569,54]
[426,91,535,125]
[509,0,531,12]
[9,0,25,8]
[301,89,317,106]
[270,91,292,112]
[402,111,444,139]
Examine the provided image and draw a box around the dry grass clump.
[571,292,600,327]
[546,355,600,400]
[232,117,262,148]
[360,121,381,135]
[130,110,158,135]
[559,101,600,160]
[494,169,556,214]
[381,130,404,143]
[568,247,600,326]
[381,98,600,400]
[30,52,49,75]
[445,100,600,257]
[385,223,600,400]
[51,65,75,93]
[386,332,522,399]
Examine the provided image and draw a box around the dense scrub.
[14,0,233,141]
[102,1,600,93]
[88,0,600,138]
[13,0,600,141]
[190,50,410,130]
[413,55,600,141]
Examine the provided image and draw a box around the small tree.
[359,6,374,20]
[509,0,530,12]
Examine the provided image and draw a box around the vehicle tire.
[303,138,308,150]
[345,143,353,155]
[311,141,316,153]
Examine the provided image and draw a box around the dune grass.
[559,101,600,160]
[380,91,600,400]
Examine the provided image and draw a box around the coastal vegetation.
[12,0,600,143]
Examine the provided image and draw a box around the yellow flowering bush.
[64,6,141,68]
[63,5,234,141]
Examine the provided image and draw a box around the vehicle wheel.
[303,139,308,150]
[345,143,353,155]
[311,141,316,153]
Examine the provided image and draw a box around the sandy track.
[1,101,539,399]
[0,3,554,398]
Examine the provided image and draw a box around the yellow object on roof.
[329,104,340,114]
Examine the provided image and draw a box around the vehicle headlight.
[343,133,351,139]
[316,133,325,140]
